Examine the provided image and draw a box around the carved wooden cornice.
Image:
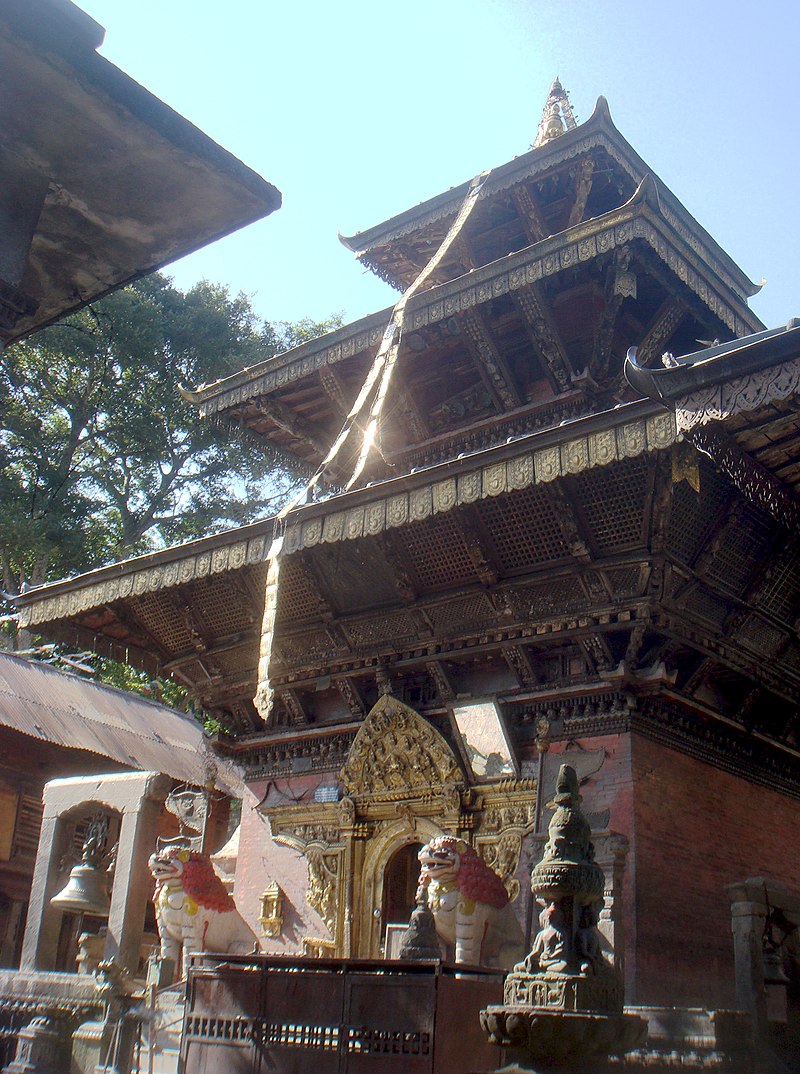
[271,602,648,689]
[237,730,356,779]
[282,408,677,554]
[17,524,275,629]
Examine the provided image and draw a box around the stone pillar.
[19,814,67,971]
[726,877,779,1038]
[104,780,169,973]
[594,832,629,971]
[0,899,28,967]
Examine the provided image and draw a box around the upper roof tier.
[185,162,763,477]
[339,96,759,301]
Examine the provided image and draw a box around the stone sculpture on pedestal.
[148,845,258,980]
[398,884,443,961]
[417,835,525,969]
[481,764,646,1069]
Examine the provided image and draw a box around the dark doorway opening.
[382,842,423,934]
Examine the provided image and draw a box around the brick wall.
[630,734,800,1008]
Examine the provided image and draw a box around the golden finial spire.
[533,78,578,148]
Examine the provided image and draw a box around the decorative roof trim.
[17,522,276,629]
[282,409,678,554]
[192,180,761,416]
[18,402,678,627]
[625,322,800,431]
[676,354,800,432]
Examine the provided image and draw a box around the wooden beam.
[253,394,330,456]
[453,511,500,586]
[593,247,633,379]
[334,676,366,718]
[425,660,456,701]
[161,629,260,673]
[511,184,548,243]
[579,633,615,674]
[548,484,592,564]
[318,366,350,418]
[636,297,687,366]
[567,158,595,228]
[376,531,419,603]
[503,643,537,687]
[391,384,429,442]
[100,601,175,669]
[689,424,800,532]
[513,283,573,392]
[461,309,521,410]
[648,453,675,557]
[278,688,309,726]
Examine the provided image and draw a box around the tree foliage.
[0,273,340,599]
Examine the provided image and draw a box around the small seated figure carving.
[520,901,570,974]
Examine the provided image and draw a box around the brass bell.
[51,834,111,918]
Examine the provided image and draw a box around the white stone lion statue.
[149,846,258,977]
[417,835,525,969]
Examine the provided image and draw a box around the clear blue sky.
[81,0,798,334]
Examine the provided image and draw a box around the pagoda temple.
[16,82,800,1011]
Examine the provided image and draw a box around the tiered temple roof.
[16,89,800,794]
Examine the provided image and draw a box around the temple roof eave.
[1,2,282,344]
[22,318,800,632]
[15,516,277,628]
[189,177,762,420]
[338,96,760,303]
[625,321,800,403]
[16,396,676,629]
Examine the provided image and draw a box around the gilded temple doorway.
[264,695,538,959]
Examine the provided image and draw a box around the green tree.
[0,272,339,605]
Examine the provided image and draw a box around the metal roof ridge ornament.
[533,77,578,149]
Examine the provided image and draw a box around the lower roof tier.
[15,428,800,765]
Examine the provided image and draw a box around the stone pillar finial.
[481,763,646,1067]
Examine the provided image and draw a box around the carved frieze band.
[18,529,274,628]
[282,411,678,552]
[675,355,800,432]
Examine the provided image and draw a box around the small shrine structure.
[16,80,800,1015]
